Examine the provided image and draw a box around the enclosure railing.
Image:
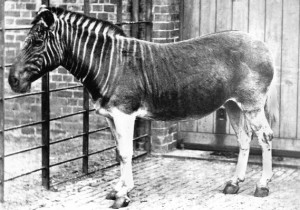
[0,0,153,202]
[0,0,5,203]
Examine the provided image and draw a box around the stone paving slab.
[2,153,300,210]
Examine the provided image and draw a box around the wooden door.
[179,0,300,157]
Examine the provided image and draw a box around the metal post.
[131,0,139,38]
[82,0,90,174]
[41,74,50,189]
[41,0,50,190]
[0,0,5,202]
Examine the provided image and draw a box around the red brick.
[52,75,62,82]
[153,0,173,5]
[151,136,165,145]
[6,50,15,57]
[89,13,97,18]
[68,99,78,106]
[152,121,166,129]
[16,19,32,25]
[50,83,57,90]
[63,75,73,82]
[63,0,77,3]
[73,91,83,98]
[58,68,68,74]
[154,14,171,22]
[110,0,118,4]
[5,18,14,25]
[151,128,168,137]
[168,124,178,134]
[15,3,26,10]
[63,107,72,114]
[56,91,73,98]
[160,6,174,13]
[97,13,108,20]
[104,5,115,12]
[153,30,171,38]
[151,143,169,153]
[16,35,27,42]
[5,35,14,41]
[5,42,20,48]
[153,22,175,30]
[92,5,103,12]
[21,12,31,18]
[154,7,161,13]
[26,3,36,10]
[5,11,20,17]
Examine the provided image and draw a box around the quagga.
[9,6,278,209]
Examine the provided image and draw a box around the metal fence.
[0,0,153,202]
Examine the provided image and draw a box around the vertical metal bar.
[41,0,50,190]
[41,74,50,189]
[131,0,139,38]
[82,0,90,174]
[145,0,153,41]
[0,0,5,202]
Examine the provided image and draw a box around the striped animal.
[9,6,278,209]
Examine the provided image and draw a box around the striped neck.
[52,9,126,100]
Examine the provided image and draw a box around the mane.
[33,7,127,37]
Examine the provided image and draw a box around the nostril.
[9,75,19,87]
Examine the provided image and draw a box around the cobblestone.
[2,155,300,210]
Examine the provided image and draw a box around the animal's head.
[9,6,62,93]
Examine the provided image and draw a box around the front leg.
[106,109,136,209]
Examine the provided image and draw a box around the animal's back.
[131,31,274,120]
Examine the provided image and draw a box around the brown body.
[8,7,278,209]
[109,31,274,120]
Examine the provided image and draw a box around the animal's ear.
[32,6,55,30]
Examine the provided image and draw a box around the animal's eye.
[34,39,44,46]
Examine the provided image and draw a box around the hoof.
[223,181,240,194]
[106,190,117,200]
[111,196,130,209]
[254,186,269,197]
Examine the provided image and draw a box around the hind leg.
[223,101,253,194]
[244,109,273,197]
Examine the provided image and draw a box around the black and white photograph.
[0,0,299,209]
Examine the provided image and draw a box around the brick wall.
[152,0,180,43]
[150,0,180,152]
[3,0,181,153]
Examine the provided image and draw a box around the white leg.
[106,109,135,208]
[258,139,273,187]
[224,102,252,194]
[245,109,273,197]
[232,133,251,184]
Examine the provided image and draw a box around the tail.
[265,69,279,125]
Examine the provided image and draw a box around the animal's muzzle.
[8,73,19,88]
[8,64,30,93]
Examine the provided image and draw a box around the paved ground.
[2,152,300,210]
